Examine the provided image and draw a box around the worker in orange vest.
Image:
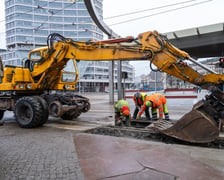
[137,93,169,121]
[132,92,150,120]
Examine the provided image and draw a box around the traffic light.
[219,58,224,68]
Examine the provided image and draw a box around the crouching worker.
[114,99,131,127]
[133,92,150,120]
[137,93,169,121]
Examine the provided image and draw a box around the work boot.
[0,120,4,126]
[146,117,151,121]
[165,113,170,121]
[152,113,158,121]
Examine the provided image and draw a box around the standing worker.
[137,93,169,121]
[133,92,150,120]
[114,99,131,126]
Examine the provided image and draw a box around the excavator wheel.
[60,110,81,120]
[33,96,49,126]
[81,101,90,113]
[15,96,43,128]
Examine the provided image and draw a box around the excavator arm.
[27,31,224,143]
[30,31,224,90]
[138,31,224,88]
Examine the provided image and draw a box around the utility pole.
[117,61,123,100]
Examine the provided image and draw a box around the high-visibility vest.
[133,93,147,107]
[114,99,130,113]
[139,93,166,118]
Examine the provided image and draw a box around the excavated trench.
[85,125,224,149]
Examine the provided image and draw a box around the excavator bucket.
[151,90,224,143]
[152,109,219,143]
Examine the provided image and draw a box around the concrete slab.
[74,133,224,180]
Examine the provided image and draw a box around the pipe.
[189,57,217,74]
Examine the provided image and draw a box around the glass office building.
[2,0,134,92]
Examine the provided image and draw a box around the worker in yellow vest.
[114,99,132,126]
[132,92,150,120]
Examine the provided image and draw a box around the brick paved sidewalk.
[0,123,84,180]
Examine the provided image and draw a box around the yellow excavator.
[0,30,223,143]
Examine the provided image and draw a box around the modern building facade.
[78,60,135,92]
[1,0,135,92]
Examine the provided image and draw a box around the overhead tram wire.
[33,3,77,31]
[0,1,79,36]
[0,0,58,35]
[0,0,195,23]
[0,0,58,23]
[1,0,212,36]
[104,0,197,20]
[108,0,212,26]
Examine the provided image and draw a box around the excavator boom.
[2,30,222,142]
[32,31,224,90]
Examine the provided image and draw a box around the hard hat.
[122,109,130,116]
[121,106,130,116]
[145,101,152,107]
[135,92,141,98]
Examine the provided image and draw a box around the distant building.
[1,0,134,92]
[139,71,164,91]
[3,0,104,65]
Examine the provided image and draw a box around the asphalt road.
[1,91,223,180]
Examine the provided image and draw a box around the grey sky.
[0,0,223,75]
[103,0,224,76]
[103,0,223,36]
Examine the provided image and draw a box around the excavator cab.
[61,59,79,84]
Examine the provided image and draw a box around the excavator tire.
[15,96,43,128]
[81,101,90,113]
[60,110,81,120]
[33,96,49,126]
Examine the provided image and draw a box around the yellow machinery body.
[0,31,223,143]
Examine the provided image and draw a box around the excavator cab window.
[62,59,78,82]
[30,51,41,62]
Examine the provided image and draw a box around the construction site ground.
[0,91,224,180]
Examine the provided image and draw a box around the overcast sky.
[103,0,224,76]
[0,0,223,75]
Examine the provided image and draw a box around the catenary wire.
[104,0,197,20]
[108,0,212,26]
[0,0,57,23]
